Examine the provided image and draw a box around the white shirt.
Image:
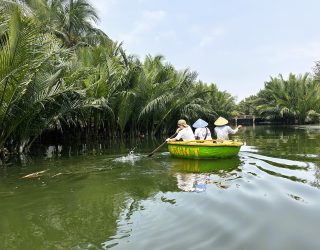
[194,127,212,140]
[214,125,238,140]
[175,126,195,141]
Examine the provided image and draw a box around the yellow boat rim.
[167,139,243,147]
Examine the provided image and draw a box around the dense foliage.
[1,0,319,157]
[0,0,237,154]
[238,73,320,124]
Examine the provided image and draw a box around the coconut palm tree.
[137,56,215,135]
[70,41,129,136]
[0,4,84,152]
[205,83,237,119]
[237,95,259,116]
[22,0,109,47]
[253,73,320,123]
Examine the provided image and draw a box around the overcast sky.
[90,0,320,101]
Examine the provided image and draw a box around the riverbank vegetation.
[0,0,237,155]
[238,73,320,124]
[0,0,320,158]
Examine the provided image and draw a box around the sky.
[90,0,320,101]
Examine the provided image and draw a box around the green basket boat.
[167,140,243,159]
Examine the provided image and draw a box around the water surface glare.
[1,126,320,250]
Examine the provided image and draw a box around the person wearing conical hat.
[214,117,242,140]
[192,118,212,140]
[166,119,195,142]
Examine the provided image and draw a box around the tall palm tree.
[0,5,84,152]
[253,73,320,123]
[22,0,109,47]
[137,56,212,135]
[237,95,259,116]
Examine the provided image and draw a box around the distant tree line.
[238,73,320,124]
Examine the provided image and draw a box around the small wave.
[296,154,319,159]
[113,153,142,165]
[242,152,310,168]
[240,146,259,153]
[241,152,318,186]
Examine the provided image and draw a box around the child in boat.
[192,118,212,140]
[214,117,242,140]
[166,119,195,142]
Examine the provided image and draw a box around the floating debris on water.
[21,169,49,179]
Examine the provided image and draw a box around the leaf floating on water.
[21,169,49,179]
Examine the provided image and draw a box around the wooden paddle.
[147,132,177,157]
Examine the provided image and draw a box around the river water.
[1,125,320,250]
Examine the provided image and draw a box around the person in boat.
[166,119,195,142]
[214,116,242,140]
[192,118,212,140]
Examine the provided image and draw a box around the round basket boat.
[167,140,243,159]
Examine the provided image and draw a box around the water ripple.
[113,153,142,165]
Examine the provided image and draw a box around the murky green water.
[1,126,320,250]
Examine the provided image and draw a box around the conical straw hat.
[214,117,228,126]
[192,118,208,128]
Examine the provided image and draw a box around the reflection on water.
[1,126,320,250]
[171,158,241,192]
[171,157,241,173]
[174,173,209,192]
[30,138,162,159]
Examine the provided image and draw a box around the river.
[1,125,320,250]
